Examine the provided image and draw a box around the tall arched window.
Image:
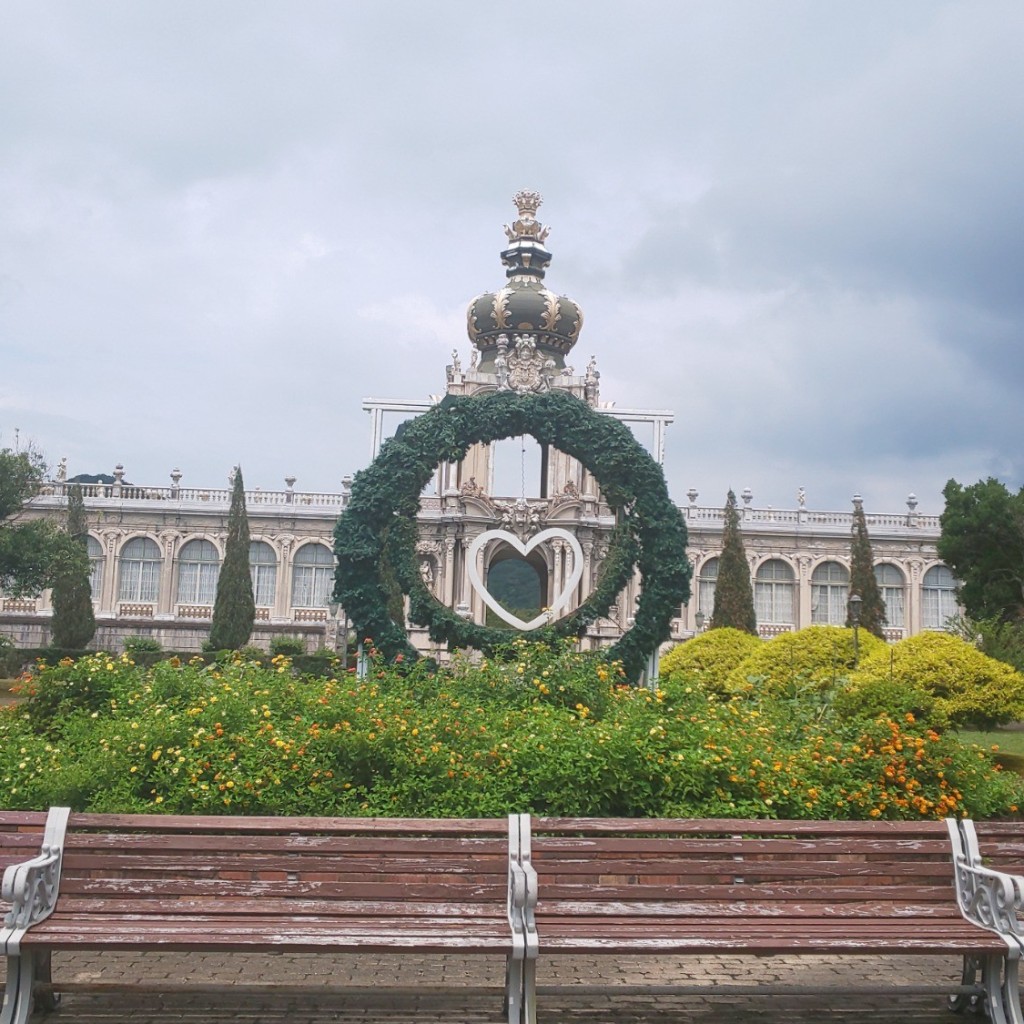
[811,561,849,625]
[118,537,161,603]
[291,543,334,608]
[754,559,795,626]
[249,541,278,607]
[86,536,104,601]
[697,557,719,618]
[922,564,958,630]
[176,539,220,605]
[875,563,906,629]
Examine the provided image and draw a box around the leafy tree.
[49,485,96,649]
[209,467,255,651]
[847,499,886,638]
[938,478,1024,622]
[0,446,80,596]
[710,490,757,635]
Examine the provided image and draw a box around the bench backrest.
[968,821,1024,874]
[0,813,51,876]
[528,817,957,916]
[55,813,511,921]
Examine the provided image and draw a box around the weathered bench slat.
[65,813,510,834]
[531,817,950,836]
[57,879,505,901]
[50,896,507,916]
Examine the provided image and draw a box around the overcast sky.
[2,1,1022,515]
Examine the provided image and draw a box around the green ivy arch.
[333,389,690,680]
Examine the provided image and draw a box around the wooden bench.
[513,816,1024,1024]
[2,810,529,1024]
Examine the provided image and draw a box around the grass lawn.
[955,726,1024,774]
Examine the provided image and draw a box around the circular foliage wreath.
[333,389,690,681]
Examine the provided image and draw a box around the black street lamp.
[848,593,862,667]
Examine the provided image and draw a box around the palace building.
[0,193,956,655]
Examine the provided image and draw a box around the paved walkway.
[30,950,971,1023]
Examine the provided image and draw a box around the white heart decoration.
[466,527,584,631]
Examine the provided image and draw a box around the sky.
[2,1,1022,516]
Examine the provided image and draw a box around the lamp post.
[848,593,862,668]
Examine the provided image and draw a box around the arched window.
[249,541,277,607]
[811,561,849,625]
[291,543,334,608]
[697,557,719,618]
[176,539,220,605]
[118,537,161,603]
[754,559,795,626]
[875,563,906,629]
[922,564,958,630]
[86,536,104,600]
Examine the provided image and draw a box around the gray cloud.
[1,0,1022,515]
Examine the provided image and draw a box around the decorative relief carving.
[492,496,548,540]
[496,334,557,394]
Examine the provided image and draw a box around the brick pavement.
[25,950,970,1023]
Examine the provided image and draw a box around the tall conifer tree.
[711,490,757,635]
[847,497,887,638]
[209,467,255,650]
[49,484,96,649]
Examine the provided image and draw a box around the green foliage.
[848,501,886,638]
[1,642,1019,820]
[710,491,756,634]
[0,447,81,596]
[831,677,949,732]
[334,389,690,681]
[969,617,1024,674]
[209,468,256,651]
[123,635,161,655]
[49,486,96,650]
[659,628,762,693]
[939,478,1024,622]
[725,626,886,696]
[852,631,1024,729]
[270,636,306,657]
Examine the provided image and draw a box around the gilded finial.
[504,189,550,243]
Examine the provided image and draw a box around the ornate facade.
[0,193,956,654]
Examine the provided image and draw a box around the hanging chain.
[520,435,527,501]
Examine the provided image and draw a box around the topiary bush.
[851,632,1024,729]
[725,626,886,696]
[659,628,762,693]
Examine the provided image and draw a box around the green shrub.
[659,629,762,693]
[831,677,949,732]
[852,632,1024,729]
[123,635,161,655]
[725,626,886,696]
[270,636,306,657]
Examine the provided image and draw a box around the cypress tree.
[49,484,96,649]
[711,490,757,635]
[848,497,887,638]
[209,467,255,650]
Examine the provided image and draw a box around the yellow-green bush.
[725,626,886,696]
[851,632,1024,729]
[659,628,762,693]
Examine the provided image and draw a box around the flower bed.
[0,642,1020,819]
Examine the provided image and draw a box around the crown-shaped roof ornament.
[504,189,550,243]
